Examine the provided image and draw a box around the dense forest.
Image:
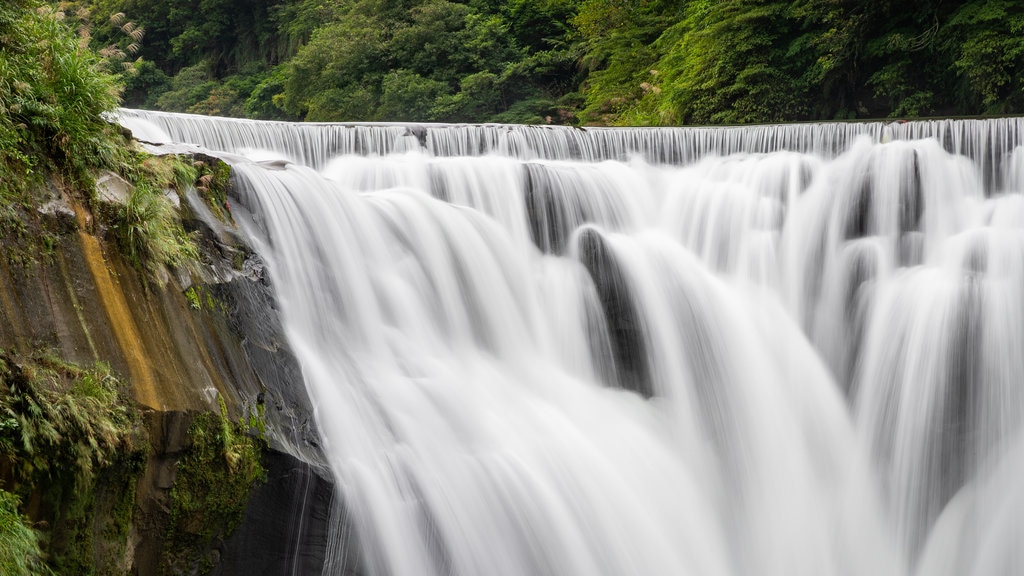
[45,0,1024,124]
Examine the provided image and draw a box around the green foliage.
[122,59,171,108]
[244,65,294,119]
[0,1,123,188]
[152,63,218,112]
[0,490,48,576]
[83,0,287,77]
[0,350,146,575]
[276,0,579,122]
[278,14,387,121]
[184,286,201,310]
[63,0,1024,124]
[183,283,225,314]
[106,177,198,275]
[152,63,275,117]
[75,0,579,123]
[164,396,265,575]
[665,2,810,124]
[0,351,141,491]
[574,0,1024,124]
[380,70,449,122]
[574,0,678,124]
[945,1,1024,114]
[0,3,148,275]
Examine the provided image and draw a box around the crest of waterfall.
[121,110,1024,576]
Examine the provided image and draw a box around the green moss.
[163,396,265,575]
[183,284,228,317]
[184,286,202,310]
[43,455,143,576]
[0,351,268,575]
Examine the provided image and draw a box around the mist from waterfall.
[120,110,1024,576]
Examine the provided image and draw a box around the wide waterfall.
[120,109,1024,576]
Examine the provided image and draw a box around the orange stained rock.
[73,204,162,409]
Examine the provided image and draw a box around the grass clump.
[106,178,198,276]
[93,152,201,277]
[0,350,142,490]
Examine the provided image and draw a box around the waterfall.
[120,109,1024,576]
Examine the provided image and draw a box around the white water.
[121,110,1024,576]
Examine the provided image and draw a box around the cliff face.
[0,169,332,575]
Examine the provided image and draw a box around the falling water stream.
[120,110,1024,576]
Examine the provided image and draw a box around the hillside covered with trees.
[51,0,1024,124]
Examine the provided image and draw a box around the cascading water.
[120,109,1024,576]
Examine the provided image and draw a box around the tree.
[944,0,1024,114]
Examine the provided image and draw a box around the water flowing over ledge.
[121,110,1024,576]
[118,109,1024,189]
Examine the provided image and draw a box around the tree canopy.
[57,0,1024,124]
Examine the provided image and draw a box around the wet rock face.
[178,181,341,575]
[36,198,76,234]
[95,170,133,205]
[0,172,338,575]
[134,410,194,574]
[214,451,337,576]
[183,184,326,467]
[130,411,338,576]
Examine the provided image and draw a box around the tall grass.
[0,1,124,191]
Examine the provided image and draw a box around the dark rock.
[214,451,339,576]
[576,227,652,398]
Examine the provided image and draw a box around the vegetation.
[103,153,199,274]
[575,0,1024,124]
[191,158,233,224]
[55,0,1024,125]
[0,0,201,278]
[0,7,264,575]
[7,0,1024,127]
[68,0,582,122]
[0,0,113,264]
[0,350,146,574]
[164,396,265,575]
[0,490,47,576]
[0,350,269,575]
[0,0,124,193]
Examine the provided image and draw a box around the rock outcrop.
[0,168,332,575]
